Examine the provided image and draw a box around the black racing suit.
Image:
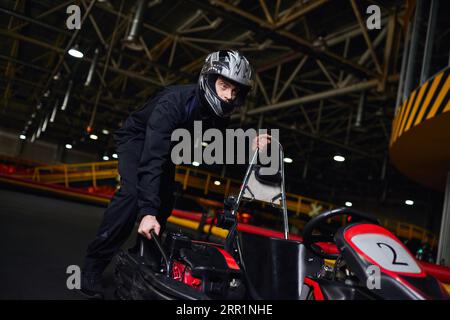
[83,84,229,276]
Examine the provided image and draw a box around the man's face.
[215,76,239,103]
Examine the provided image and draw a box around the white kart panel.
[351,234,422,274]
[242,171,281,205]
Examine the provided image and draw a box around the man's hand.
[138,215,160,240]
[252,134,272,152]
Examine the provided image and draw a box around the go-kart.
[114,143,449,300]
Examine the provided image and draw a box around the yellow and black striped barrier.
[389,66,450,190]
[391,67,450,145]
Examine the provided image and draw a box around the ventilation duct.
[123,0,147,51]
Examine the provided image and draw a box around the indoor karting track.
[0,187,133,300]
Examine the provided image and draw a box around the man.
[79,50,268,299]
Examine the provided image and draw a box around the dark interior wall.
[0,128,97,164]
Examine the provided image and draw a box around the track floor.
[0,187,136,299]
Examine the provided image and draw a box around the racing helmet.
[198,50,254,118]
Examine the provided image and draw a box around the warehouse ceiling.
[0,0,449,219]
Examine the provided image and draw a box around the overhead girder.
[185,0,374,79]
[0,2,400,174]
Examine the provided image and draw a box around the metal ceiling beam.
[265,119,374,158]
[94,0,172,37]
[186,0,373,78]
[350,0,382,74]
[380,12,397,92]
[0,29,169,87]
[87,0,126,131]
[9,0,75,33]
[3,0,22,108]
[255,14,391,79]
[0,97,117,134]
[315,59,338,88]
[0,2,396,146]
[340,26,387,87]
[0,7,72,36]
[274,55,308,103]
[0,29,64,53]
[237,75,397,117]
[0,6,191,83]
[258,0,274,25]
[274,0,328,29]
[0,54,50,73]
[41,0,98,96]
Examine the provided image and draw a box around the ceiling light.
[192,161,200,167]
[65,144,72,149]
[405,200,414,206]
[19,134,26,140]
[103,155,110,161]
[214,180,221,186]
[61,80,73,111]
[112,153,118,159]
[41,115,49,132]
[283,157,293,163]
[333,155,345,162]
[84,48,99,87]
[36,123,42,138]
[345,201,353,207]
[89,134,98,140]
[50,99,58,123]
[68,45,84,58]
[102,129,109,135]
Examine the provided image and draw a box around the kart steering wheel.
[302,207,380,260]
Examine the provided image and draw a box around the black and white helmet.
[198,50,254,118]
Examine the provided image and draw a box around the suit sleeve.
[137,99,183,219]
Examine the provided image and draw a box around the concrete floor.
[0,186,204,300]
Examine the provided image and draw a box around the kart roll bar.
[225,139,289,251]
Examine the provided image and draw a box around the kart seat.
[243,165,283,205]
[179,244,240,279]
[238,231,322,299]
[255,165,282,185]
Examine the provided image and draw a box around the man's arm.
[136,99,183,238]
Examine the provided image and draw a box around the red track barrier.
[172,209,214,224]
[420,261,450,284]
[173,210,344,255]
